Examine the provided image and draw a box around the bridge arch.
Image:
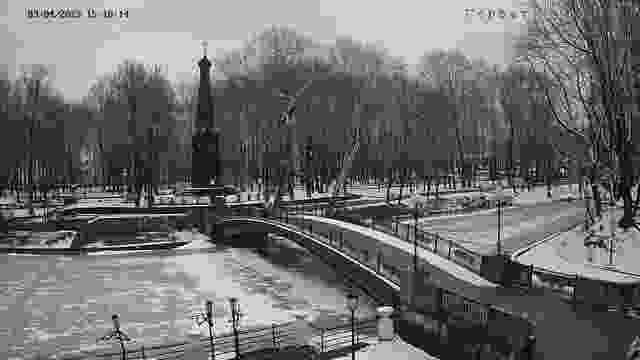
[218,216,400,306]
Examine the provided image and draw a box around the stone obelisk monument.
[192,41,221,187]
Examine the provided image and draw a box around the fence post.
[528,265,534,289]
[272,324,278,349]
[320,329,325,353]
[434,236,438,253]
[448,240,453,259]
[436,287,443,316]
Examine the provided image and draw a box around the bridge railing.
[324,213,484,275]
[261,207,640,317]
[220,207,545,358]
[272,213,536,359]
[354,213,640,314]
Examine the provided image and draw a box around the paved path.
[415,201,586,255]
[301,215,640,360]
[329,338,439,360]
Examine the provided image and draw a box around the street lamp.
[608,199,616,267]
[494,186,505,256]
[228,297,243,359]
[346,292,359,360]
[98,314,132,360]
[193,300,216,360]
[413,203,419,272]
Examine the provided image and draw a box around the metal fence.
[378,212,640,314]
[54,316,378,360]
[325,213,484,275]
[309,317,378,353]
[256,205,640,317]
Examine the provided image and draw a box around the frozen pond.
[0,233,377,359]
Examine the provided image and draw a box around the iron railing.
[258,207,640,316]
[42,291,386,360]
[52,315,382,360]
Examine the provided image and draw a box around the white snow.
[329,337,440,360]
[540,210,640,277]
[510,185,580,206]
[515,233,640,283]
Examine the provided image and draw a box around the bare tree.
[517,0,639,228]
[18,64,50,215]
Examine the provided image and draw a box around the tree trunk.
[591,181,602,219]
[147,182,153,209]
[633,183,640,217]
[507,127,515,191]
[619,147,635,228]
[397,165,407,205]
[546,160,553,198]
[385,167,393,203]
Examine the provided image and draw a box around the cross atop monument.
[201,40,208,58]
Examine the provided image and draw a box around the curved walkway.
[294,215,496,288]
[513,229,640,284]
[293,215,640,360]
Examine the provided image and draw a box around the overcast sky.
[1,0,530,101]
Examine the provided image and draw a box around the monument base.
[191,128,221,187]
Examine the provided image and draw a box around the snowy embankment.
[398,183,581,212]
[544,207,640,277]
[396,184,585,256]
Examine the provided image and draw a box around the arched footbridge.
[215,214,542,359]
[217,216,401,306]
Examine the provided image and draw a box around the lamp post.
[98,314,132,360]
[608,199,616,267]
[228,297,243,359]
[346,292,359,360]
[413,203,419,272]
[495,186,504,256]
[193,300,216,360]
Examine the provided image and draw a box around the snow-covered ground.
[359,184,585,256]
[329,337,439,360]
[405,199,584,256]
[514,231,640,283]
[228,183,440,204]
[509,184,581,206]
[533,208,640,277]
[227,187,334,203]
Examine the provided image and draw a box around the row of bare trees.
[0,65,96,211]
[171,27,565,200]
[1,24,589,209]
[517,0,640,229]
